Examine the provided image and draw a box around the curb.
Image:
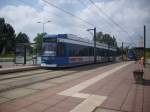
[0,66,41,75]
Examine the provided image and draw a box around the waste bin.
[133,69,144,84]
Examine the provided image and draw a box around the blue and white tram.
[41,34,116,67]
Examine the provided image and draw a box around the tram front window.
[42,43,56,56]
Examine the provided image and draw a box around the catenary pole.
[144,25,146,67]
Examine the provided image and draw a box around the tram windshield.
[42,43,56,56]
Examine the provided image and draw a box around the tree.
[15,32,30,43]
[95,31,117,47]
[34,33,45,53]
[96,32,103,43]
[112,36,117,47]
[0,18,16,55]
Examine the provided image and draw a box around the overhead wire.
[88,0,130,34]
[16,0,93,35]
[17,0,117,35]
[78,0,137,46]
[17,0,137,46]
[41,0,104,30]
[77,0,115,32]
[88,0,134,42]
[42,0,93,27]
[77,0,117,40]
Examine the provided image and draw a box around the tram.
[41,34,116,67]
[128,49,137,61]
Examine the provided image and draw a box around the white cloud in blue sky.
[0,0,150,47]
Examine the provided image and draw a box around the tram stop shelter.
[15,43,41,65]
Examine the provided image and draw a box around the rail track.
[0,62,119,93]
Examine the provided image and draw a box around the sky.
[0,0,150,47]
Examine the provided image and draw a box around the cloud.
[0,0,149,47]
[76,0,150,47]
[0,5,41,41]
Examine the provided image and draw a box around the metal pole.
[126,47,128,61]
[144,25,146,67]
[122,42,123,61]
[37,20,51,33]
[94,27,96,64]
[24,45,26,65]
[43,23,44,33]
[14,44,17,64]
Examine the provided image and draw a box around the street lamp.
[37,20,51,33]
[87,27,96,64]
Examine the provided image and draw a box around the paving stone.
[16,103,50,112]
[101,81,131,110]
[44,97,82,112]
[0,84,10,91]
[0,103,19,112]
[47,71,94,84]
[94,108,122,112]
[121,84,136,112]
[44,107,65,112]
[9,97,39,109]
[0,69,48,80]
[16,109,31,112]
[49,77,72,83]
[81,63,131,94]
[133,85,143,112]
[0,97,10,104]
[70,95,107,112]
[0,62,149,112]
[39,95,67,106]
[100,65,135,111]
[26,82,56,90]
[0,79,17,85]
[0,88,37,99]
[143,86,150,112]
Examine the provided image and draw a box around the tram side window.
[89,47,94,56]
[57,43,65,56]
[101,49,105,57]
[82,47,87,56]
[110,50,112,56]
[96,48,100,56]
[99,48,103,56]
[79,46,88,56]
[69,44,91,56]
[112,51,116,56]
[79,45,84,56]
[109,50,111,56]
[105,50,108,57]
[69,44,77,56]
[85,47,89,56]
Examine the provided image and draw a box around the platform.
[0,66,40,75]
[0,62,149,112]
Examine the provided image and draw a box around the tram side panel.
[66,43,92,66]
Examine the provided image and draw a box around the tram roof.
[44,34,116,50]
[44,34,68,38]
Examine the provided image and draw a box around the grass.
[0,53,15,58]
[146,51,150,59]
